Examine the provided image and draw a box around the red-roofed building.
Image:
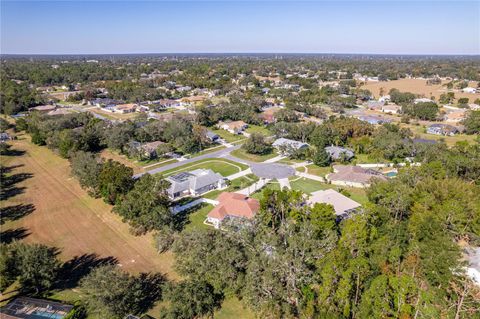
[206,192,260,229]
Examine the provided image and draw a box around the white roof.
[308,189,361,216]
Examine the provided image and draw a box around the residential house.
[325,146,355,161]
[46,108,72,116]
[414,98,434,104]
[130,140,165,159]
[273,138,309,155]
[381,104,401,114]
[0,297,74,319]
[462,87,477,94]
[112,103,137,114]
[88,98,122,107]
[378,95,391,103]
[365,100,384,110]
[260,107,281,124]
[206,130,220,142]
[444,110,467,123]
[181,96,207,105]
[326,165,387,188]
[166,169,227,200]
[217,120,248,134]
[427,123,459,136]
[308,189,361,219]
[29,104,56,112]
[206,192,260,229]
[358,115,391,125]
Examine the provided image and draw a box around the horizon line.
[2,52,480,57]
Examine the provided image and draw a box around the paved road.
[134,144,242,178]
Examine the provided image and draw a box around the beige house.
[308,189,361,219]
[217,120,248,134]
[326,165,387,188]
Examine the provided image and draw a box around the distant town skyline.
[1,1,479,55]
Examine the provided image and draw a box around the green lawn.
[189,145,226,158]
[210,128,245,143]
[160,158,248,177]
[139,158,178,168]
[183,203,214,231]
[203,174,260,200]
[306,164,332,177]
[289,177,329,194]
[250,182,281,200]
[230,148,278,162]
[215,297,255,319]
[245,124,272,136]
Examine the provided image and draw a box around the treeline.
[170,160,480,318]
[22,112,213,157]
[18,113,175,234]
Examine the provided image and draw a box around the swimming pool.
[386,171,397,177]
[30,310,65,319]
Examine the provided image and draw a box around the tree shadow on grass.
[0,172,33,200]
[0,164,25,174]
[55,253,119,290]
[0,227,30,244]
[0,203,35,225]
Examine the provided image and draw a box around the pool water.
[31,310,65,319]
[386,171,397,177]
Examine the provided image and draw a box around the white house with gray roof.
[273,138,309,155]
[325,146,355,161]
[166,169,227,200]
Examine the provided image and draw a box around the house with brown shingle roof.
[326,165,387,188]
[217,120,248,134]
[206,192,260,229]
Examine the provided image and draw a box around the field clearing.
[361,78,478,102]
[160,158,248,177]
[1,137,177,278]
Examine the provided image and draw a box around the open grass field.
[245,124,272,136]
[361,78,479,102]
[0,136,176,277]
[305,164,332,177]
[289,177,329,194]
[230,148,278,162]
[210,128,245,143]
[160,158,248,177]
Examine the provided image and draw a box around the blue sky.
[1,1,479,54]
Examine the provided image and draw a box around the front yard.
[160,158,249,177]
[230,148,278,162]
